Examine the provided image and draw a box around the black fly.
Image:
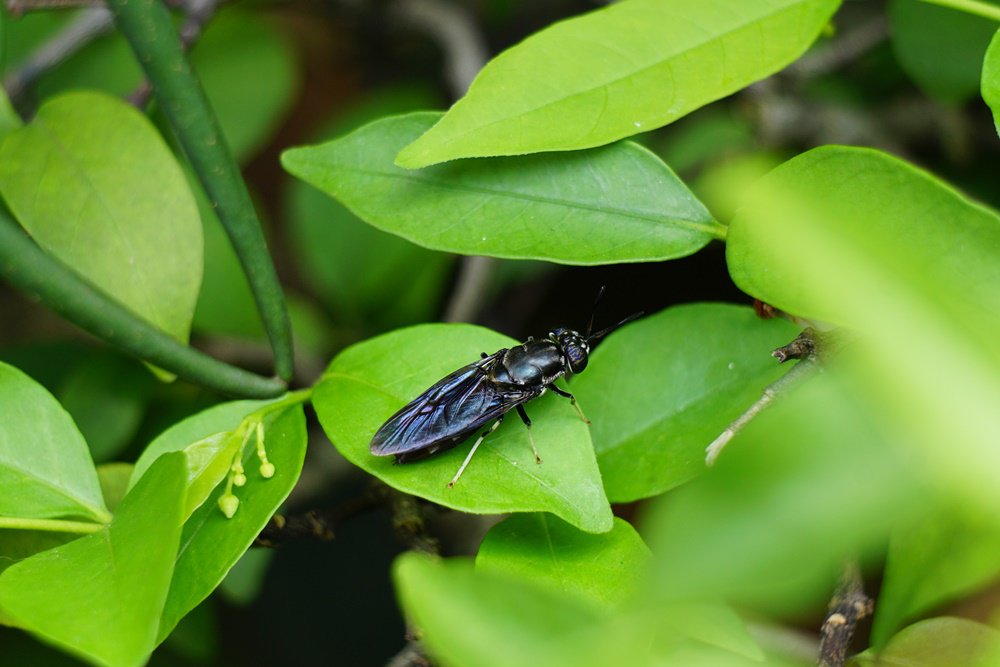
[369,301,641,487]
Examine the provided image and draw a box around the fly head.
[550,327,590,374]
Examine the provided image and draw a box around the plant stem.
[0,517,106,534]
[919,0,1000,21]
[106,0,294,381]
[0,210,288,398]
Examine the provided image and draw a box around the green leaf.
[57,351,153,462]
[158,405,306,640]
[0,452,187,667]
[313,324,613,533]
[872,500,1000,646]
[285,90,453,329]
[855,618,1000,667]
[395,0,840,167]
[394,553,763,667]
[476,515,650,609]
[283,112,721,266]
[0,361,109,522]
[889,0,1000,104]
[218,548,274,606]
[982,29,1000,135]
[574,303,798,502]
[130,399,273,518]
[188,9,298,163]
[0,87,21,139]
[96,463,133,514]
[727,145,1000,504]
[0,91,203,346]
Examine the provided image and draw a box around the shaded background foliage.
[2,0,1000,664]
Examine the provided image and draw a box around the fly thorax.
[499,342,564,385]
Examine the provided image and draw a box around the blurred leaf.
[395,0,840,167]
[283,112,721,266]
[476,515,650,609]
[0,91,202,346]
[0,88,21,138]
[982,29,1000,135]
[693,152,784,224]
[573,303,798,502]
[727,145,1000,505]
[57,351,154,462]
[158,405,306,641]
[285,88,452,330]
[96,463,133,513]
[0,361,108,522]
[162,601,218,665]
[395,553,765,667]
[0,453,186,667]
[642,371,916,614]
[855,617,1000,667]
[872,499,1000,646]
[313,324,613,533]
[189,8,298,162]
[218,548,274,606]
[889,0,1000,103]
[652,107,754,174]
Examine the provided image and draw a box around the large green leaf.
[476,515,650,609]
[727,145,1000,503]
[0,87,20,139]
[573,303,798,502]
[872,500,1000,646]
[982,29,1000,135]
[395,0,840,167]
[395,553,764,667]
[0,452,186,667]
[0,91,202,344]
[855,618,1000,667]
[889,0,1000,104]
[0,362,108,522]
[158,405,306,641]
[283,112,721,266]
[313,324,613,533]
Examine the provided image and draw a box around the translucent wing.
[369,351,540,458]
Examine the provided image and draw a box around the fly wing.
[370,352,538,457]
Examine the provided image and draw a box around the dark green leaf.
[313,324,613,533]
[476,515,650,608]
[982,29,1000,135]
[0,361,109,522]
[283,112,721,266]
[0,452,186,667]
[395,0,840,166]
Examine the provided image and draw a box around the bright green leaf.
[855,617,1000,667]
[982,29,1000,135]
[395,0,840,167]
[0,87,21,139]
[0,361,108,522]
[283,112,721,266]
[313,324,613,533]
[0,91,202,345]
[57,351,153,462]
[890,0,1000,103]
[130,399,273,519]
[476,515,650,609]
[158,405,306,640]
[872,500,1000,646]
[727,145,1000,505]
[574,303,798,502]
[0,452,186,667]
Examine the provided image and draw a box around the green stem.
[0,516,106,534]
[0,209,287,398]
[107,0,294,381]
[918,0,1000,21]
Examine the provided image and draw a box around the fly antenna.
[587,311,643,343]
[585,286,607,338]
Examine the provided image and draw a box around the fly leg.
[550,384,590,424]
[516,404,542,464]
[448,415,502,488]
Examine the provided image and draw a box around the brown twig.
[254,483,387,546]
[818,561,874,667]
